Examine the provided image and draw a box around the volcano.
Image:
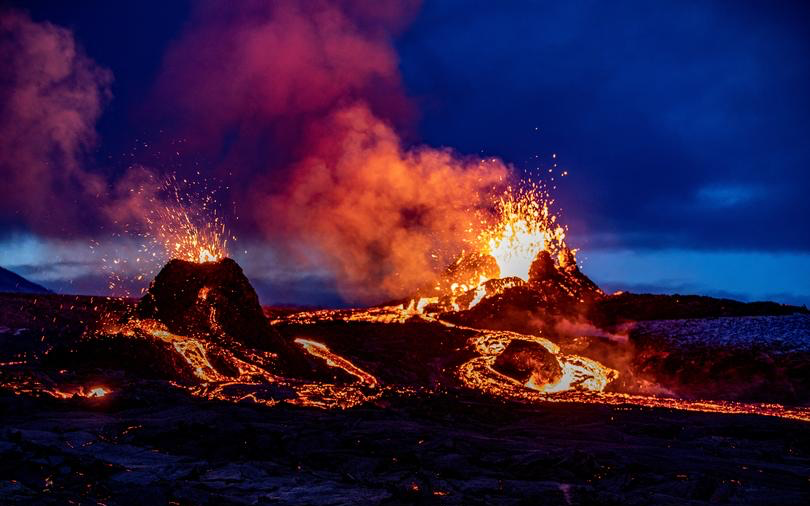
[137,258,282,349]
[135,257,311,375]
[0,266,50,294]
[427,248,604,336]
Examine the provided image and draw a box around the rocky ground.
[630,315,810,403]
[2,384,809,505]
[1,279,809,505]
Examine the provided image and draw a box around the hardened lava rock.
[528,250,603,302]
[493,339,563,387]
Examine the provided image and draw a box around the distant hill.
[0,266,50,294]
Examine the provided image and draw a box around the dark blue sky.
[397,0,810,251]
[2,0,809,305]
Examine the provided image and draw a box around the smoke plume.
[0,10,112,235]
[155,0,513,301]
[153,0,416,173]
[259,103,508,301]
[2,2,515,302]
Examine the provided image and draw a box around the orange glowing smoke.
[262,103,509,302]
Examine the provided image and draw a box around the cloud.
[0,9,112,235]
[695,184,760,208]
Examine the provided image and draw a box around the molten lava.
[197,248,218,263]
[420,184,582,314]
[295,338,378,388]
[157,204,227,264]
[40,385,111,400]
[479,185,568,281]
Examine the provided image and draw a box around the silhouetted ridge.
[0,266,50,294]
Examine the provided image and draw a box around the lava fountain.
[479,184,568,281]
[146,175,230,265]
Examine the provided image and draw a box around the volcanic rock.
[527,251,562,284]
[528,250,602,303]
[590,292,808,327]
[558,248,603,297]
[493,339,563,387]
[136,258,305,371]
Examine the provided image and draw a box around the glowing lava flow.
[458,349,810,423]
[280,306,810,423]
[466,329,618,394]
[295,338,378,388]
[432,321,808,423]
[95,317,382,410]
[44,386,110,400]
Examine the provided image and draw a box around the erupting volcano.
[9,191,810,506]
[3,184,808,416]
[2,2,809,502]
[2,176,809,503]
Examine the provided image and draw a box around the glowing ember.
[154,177,229,264]
[420,183,574,313]
[102,174,233,296]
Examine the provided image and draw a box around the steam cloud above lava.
[0,0,522,302]
[261,104,508,300]
[149,0,519,300]
[0,10,112,235]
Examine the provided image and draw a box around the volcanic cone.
[137,258,307,373]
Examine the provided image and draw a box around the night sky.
[1,0,809,306]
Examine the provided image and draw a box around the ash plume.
[152,0,417,167]
[2,1,517,302]
[0,10,112,235]
[153,0,513,302]
[258,103,508,301]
